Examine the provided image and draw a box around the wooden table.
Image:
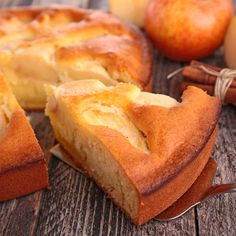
[0,0,236,235]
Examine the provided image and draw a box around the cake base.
[50,128,217,224]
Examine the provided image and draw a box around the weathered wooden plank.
[196,106,236,236]
[34,163,197,236]
[0,113,55,236]
[31,0,90,8]
[0,0,32,8]
[0,0,90,8]
[0,192,42,236]
[89,0,108,10]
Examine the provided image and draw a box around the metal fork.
[156,183,236,221]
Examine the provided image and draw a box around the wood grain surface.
[0,0,235,235]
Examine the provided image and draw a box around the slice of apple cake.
[46,80,220,224]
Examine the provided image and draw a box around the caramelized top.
[0,74,44,172]
[47,80,221,194]
[0,6,152,89]
[47,80,178,153]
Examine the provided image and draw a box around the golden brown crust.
[51,124,217,225]
[0,159,48,201]
[137,128,217,224]
[0,75,48,201]
[127,86,221,195]
[0,5,152,110]
[85,86,220,196]
[47,82,220,224]
[0,110,46,172]
[157,158,217,221]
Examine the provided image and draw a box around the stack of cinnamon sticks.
[181,60,236,106]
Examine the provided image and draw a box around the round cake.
[0,5,153,109]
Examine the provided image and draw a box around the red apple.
[144,0,234,61]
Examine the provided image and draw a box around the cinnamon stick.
[182,60,236,88]
[181,79,236,106]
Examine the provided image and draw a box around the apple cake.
[46,80,220,224]
[0,5,152,110]
[0,74,48,201]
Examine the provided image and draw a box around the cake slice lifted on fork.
[46,80,220,224]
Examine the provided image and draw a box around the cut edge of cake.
[0,73,48,201]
